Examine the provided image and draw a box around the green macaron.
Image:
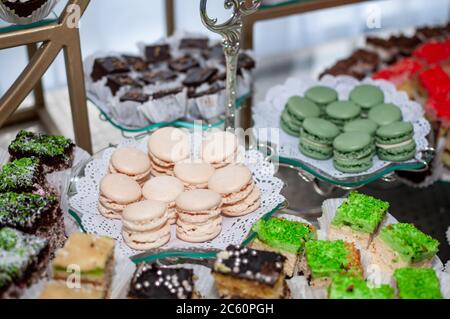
[333,132,375,173]
[326,101,361,128]
[286,96,321,126]
[350,85,385,114]
[299,118,340,160]
[280,109,300,137]
[375,122,417,162]
[368,103,403,126]
[344,119,379,136]
[305,86,338,109]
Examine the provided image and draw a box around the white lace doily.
[69,136,285,259]
[253,75,431,180]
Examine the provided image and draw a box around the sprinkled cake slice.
[328,275,394,299]
[128,263,197,299]
[8,130,75,173]
[329,191,389,248]
[0,192,64,254]
[0,228,49,299]
[52,233,115,298]
[369,223,439,272]
[394,268,442,299]
[0,158,46,194]
[300,240,363,288]
[213,245,287,299]
[251,217,317,276]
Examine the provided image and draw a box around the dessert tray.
[84,31,254,134]
[67,133,285,259]
[253,75,432,188]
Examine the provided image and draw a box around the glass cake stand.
[0,11,58,33]
[65,134,287,264]
[88,92,251,137]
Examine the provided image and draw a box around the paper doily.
[69,136,285,259]
[253,75,431,179]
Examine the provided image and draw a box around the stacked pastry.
[201,130,240,169]
[174,161,215,190]
[142,176,184,224]
[208,165,261,217]
[122,200,171,250]
[147,127,191,176]
[109,148,151,185]
[175,189,223,243]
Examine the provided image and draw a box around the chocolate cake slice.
[91,57,130,82]
[139,70,178,85]
[213,245,287,299]
[0,157,46,194]
[8,130,75,173]
[150,87,184,100]
[145,44,171,64]
[128,263,196,299]
[0,227,49,299]
[122,55,149,72]
[168,56,200,73]
[105,74,142,96]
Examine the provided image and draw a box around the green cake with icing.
[328,275,394,299]
[394,268,442,299]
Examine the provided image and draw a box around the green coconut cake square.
[394,268,442,299]
[328,274,394,299]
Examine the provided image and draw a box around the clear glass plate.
[0,11,57,33]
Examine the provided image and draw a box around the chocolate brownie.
[0,227,49,299]
[145,44,171,64]
[122,55,149,72]
[91,57,130,82]
[128,263,195,299]
[0,157,46,194]
[151,88,183,100]
[168,56,199,73]
[182,68,218,87]
[8,131,75,173]
[120,91,150,104]
[180,38,209,51]
[139,70,178,85]
[105,74,142,96]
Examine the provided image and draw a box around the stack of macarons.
[280,96,321,136]
[147,127,191,176]
[142,176,184,224]
[109,148,151,185]
[208,165,261,217]
[279,83,417,173]
[174,161,216,190]
[98,174,142,219]
[122,200,171,250]
[175,189,223,243]
[201,130,240,168]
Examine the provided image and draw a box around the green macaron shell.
[368,103,403,126]
[299,138,334,160]
[334,154,374,173]
[302,118,340,142]
[350,85,385,110]
[281,112,300,137]
[377,141,417,162]
[286,96,321,123]
[344,119,379,136]
[305,86,338,106]
[333,132,375,173]
[375,122,414,145]
[326,101,361,127]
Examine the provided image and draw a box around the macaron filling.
[333,132,375,173]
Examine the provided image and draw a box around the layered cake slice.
[394,268,443,299]
[213,245,287,299]
[328,274,394,299]
[301,240,363,288]
[0,227,49,299]
[52,233,115,298]
[8,130,75,173]
[251,217,317,277]
[0,157,46,194]
[329,191,389,248]
[0,192,64,253]
[369,223,439,272]
[128,263,197,299]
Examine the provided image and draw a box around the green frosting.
[332,191,389,234]
[305,240,359,279]
[0,158,40,193]
[0,192,57,230]
[394,268,442,299]
[0,228,47,289]
[253,217,317,254]
[328,275,394,299]
[9,130,73,158]
[379,223,439,263]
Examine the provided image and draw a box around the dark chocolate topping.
[139,70,178,85]
[145,44,172,64]
[168,56,200,73]
[91,57,130,82]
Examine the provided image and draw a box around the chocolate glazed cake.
[2,0,49,17]
[8,130,75,173]
[0,192,66,255]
